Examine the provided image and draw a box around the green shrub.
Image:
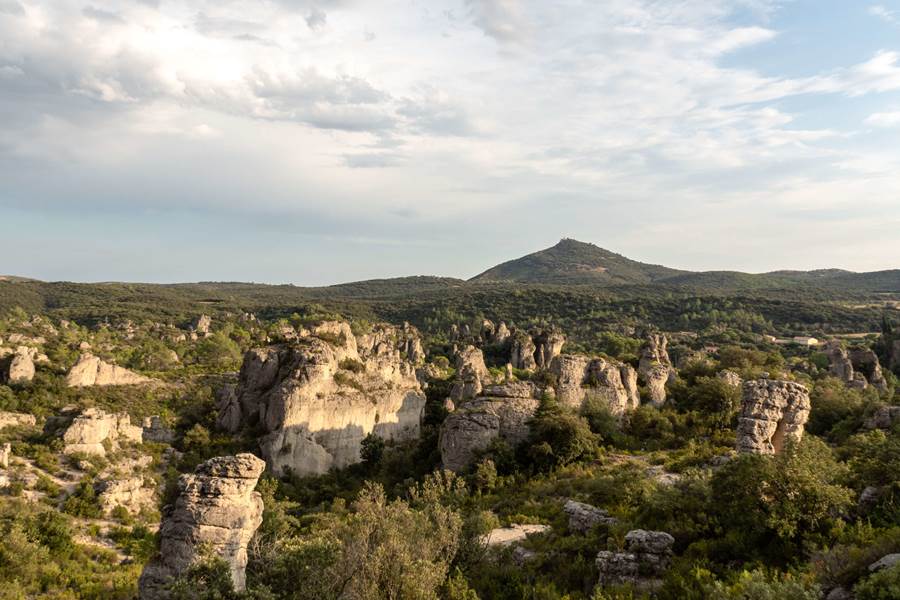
[854,564,900,600]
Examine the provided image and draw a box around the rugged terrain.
[1,241,899,599]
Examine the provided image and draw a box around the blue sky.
[1,0,899,284]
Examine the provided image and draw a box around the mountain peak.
[470,240,684,285]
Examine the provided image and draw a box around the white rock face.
[551,354,640,415]
[440,394,539,472]
[736,380,810,455]
[480,524,550,547]
[596,530,674,589]
[61,408,143,456]
[449,345,489,403]
[0,411,37,429]
[638,334,673,407]
[95,476,155,515]
[65,353,153,387]
[221,321,426,476]
[1,346,36,384]
[138,454,265,599]
[0,442,10,468]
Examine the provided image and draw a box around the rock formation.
[95,476,155,515]
[827,340,855,383]
[0,442,10,468]
[849,347,889,391]
[0,411,36,429]
[142,416,175,444]
[219,321,426,476]
[533,329,566,369]
[193,314,212,335]
[138,454,265,599]
[736,380,810,455]
[0,346,36,384]
[551,354,639,415]
[563,499,617,533]
[510,331,537,371]
[716,370,742,388]
[638,334,673,406]
[449,346,490,403]
[865,405,900,430]
[59,408,143,456]
[440,392,539,472]
[65,353,153,387]
[595,530,674,589]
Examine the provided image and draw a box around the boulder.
[95,476,155,515]
[138,454,265,599]
[449,346,489,403]
[440,396,538,472]
[494,322,512,345]
[869,553,900,573]
[638,334,673,406]
[65,353,153,387]
[221,321,426,476]
[736,380,810,455]
[0,346,36,384]
[563,499,617,533]
[551,354,639,415]
[595,530,674,588]
[60,408,143,456]
[0,411,37,429]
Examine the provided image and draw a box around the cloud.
[305,7,327,30]
[870,4,900,27]
[465,0,530,43]
[865,110,900,127]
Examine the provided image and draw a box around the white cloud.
[865,110,900,127]
[1,0,900,279]
[870,4,900,27]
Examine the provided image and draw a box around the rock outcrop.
[0,346,36,384]
[533,329,566,369]
[849,347,889,391]
[865,405,900,430]
[0,411,37,429]
[563,499,617,533]
[65,353,153,387]
[220,321,426,476]
[95,476,155,515]
[60,408,143,456]
[638,334,673,406]
[827,340,856,383]
[595,530,674,589]
[138,454,265,599]
[717,370,742,388]
[736,380,810,455]
[0,442,10,468]
[551,354,639,415]
[193,314,212,335]
[142,416,175,444]
[440,394,539,472]
[481,524,550,547]
[510,331,537,371]
[449,346,489,403]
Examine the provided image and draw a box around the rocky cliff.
[638,334,673,406]
[551,354,639,415]
[218,321,426,476]
[736,380,810,455]
[65,353,153,387]
[138,454,265,599]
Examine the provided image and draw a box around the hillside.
[470,239,686,285]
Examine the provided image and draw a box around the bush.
[854,564,900,600]
[706,569,820,599]
[522,401,597,472]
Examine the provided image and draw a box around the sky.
[1,0,900,284]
